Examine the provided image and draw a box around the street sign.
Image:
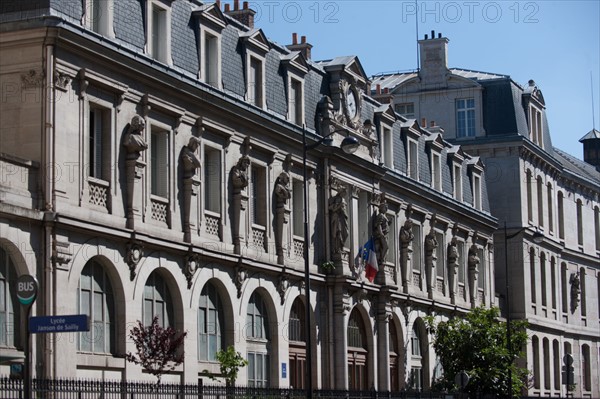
[29,315,89,334]
[16,275,38,306]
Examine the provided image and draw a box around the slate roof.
[579,128,600,142]
[553,147,600,184]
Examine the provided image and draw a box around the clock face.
[346,89,358,118]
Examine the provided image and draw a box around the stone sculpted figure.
[123,115,148,159]
[447,238,459,265]
[329,186,349,254]
[399,219,414,248]
[425,230,438,262]
[468,244,480,271]
[181,136,202,179]
[231,155,251,190]
[373,202,390,263]
[274,172,291,208]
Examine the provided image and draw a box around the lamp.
[503,222,544,398]
[302,126,358,398]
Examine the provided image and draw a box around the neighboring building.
[0,1,497,392]
[373,31,600,398]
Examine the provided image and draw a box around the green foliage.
[215,345,249,387]
[126,316,187,385]
[425,306,529,397]
[321,261,336,272]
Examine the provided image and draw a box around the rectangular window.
[204,147,221,213]
[204,32,219,87]
[290,79,303,125]
[247,352,270,387]
[249,57,263,107]
[547,184,554,232]
[383,127,393,168]
[431,152,441,190]
[388,214,397,265]
[457,241,465,285]
[395,103,414,119]
[453,164,462,201]
[477,248,485,290]
[577,200,583,246]
[412,224,422,273]
[292,179,303,237]
[595,207,600,251]
[456,98,475,137]
[151,128,169,198]
[529,106,543,145]
[150,3,168,63]
[558,193,565,239]
[358,191,370,247]
[473,174,482,210]
[537,178,544,227]
[435,232,444,278]
[250,165,267,227]
[408,139,418,180]
[87,0,113,36]
[89,105,110,181]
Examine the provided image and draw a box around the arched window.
[288,298,306,389]
[526,170,533,222]
[552,339,560,390]
[246,291,270,387]
[550,257,557,310]
[0,247,20,349]
[580,267,587,317]
[576,199,583,246]
[389,321,401,391]
[143,271,173,328]
[347,308,368,390]
[532,335,540,389]
[198,282,224,361]
[557,192,564,239]
[530,248,537,304]
[540,253,547,307]
[561,263,568,313]
[595,206,600,250]
[547,183,554,232]
[78,259,115,354]
[537,177,544,227]
[581,344,591,391]
[543,338,550,390]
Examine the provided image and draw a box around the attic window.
[456,98,475,137]
[529,105,543,146]
[395,103,415,119]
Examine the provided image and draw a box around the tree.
[126,316,187,385]
[425,306,529,397]
[215,345,249,387]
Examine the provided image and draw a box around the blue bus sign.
[29,315,89,334]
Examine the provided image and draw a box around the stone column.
[376,303,391,391]
[333,286,351,389]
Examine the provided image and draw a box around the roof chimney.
[421,118,427,128]
[286,33,313,60]
[224,1,256,28]
[418,31,449,88]
[579,128,600,168]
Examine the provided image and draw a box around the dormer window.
[431,152,441,190]
[147,0,172,65]
[529,105,543,146]
[407,139,419,180]
[193,4,227,88]
[85,0,114,37]
[467,157,484,210]
[453,164,462,201]
[472,174,481,210]
[203,31,220,87]
[456,98,475,137]
[382,126,393,168]
[240,29,270,109]
[248,57,264,107]
[289,78,303,125]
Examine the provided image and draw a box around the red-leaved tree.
[126,316,187,385]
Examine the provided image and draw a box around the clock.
[346,88,358,118]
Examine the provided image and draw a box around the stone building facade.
[373,31,600,398]
[0,2,496,391]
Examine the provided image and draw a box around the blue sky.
[247,0,600,160]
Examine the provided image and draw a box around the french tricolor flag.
[358,238,378,283]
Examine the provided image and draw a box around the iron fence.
[0,378,589,399]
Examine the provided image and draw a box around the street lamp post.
[302,126,358,398]
[504,222,544,399]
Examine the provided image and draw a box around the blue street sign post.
[16,275,38,399]
[29,315,89,334]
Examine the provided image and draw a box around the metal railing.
[0,378,589,399]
